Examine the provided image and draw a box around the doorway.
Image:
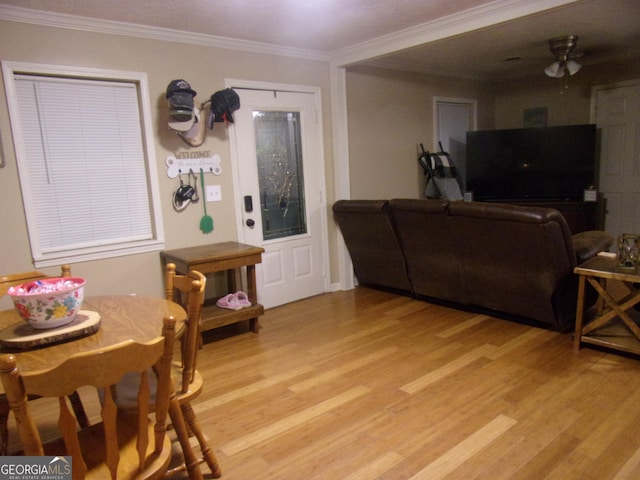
[228,81,329,309]
[592,80,640,242]
[434,97,477,191]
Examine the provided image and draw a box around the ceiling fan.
[544,35,582,89]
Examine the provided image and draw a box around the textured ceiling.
[0,0,639,79]
[0,0,497,52]
[367,0,640,79]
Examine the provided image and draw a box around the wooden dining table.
[0,295,187,379]
[0,295,212,478]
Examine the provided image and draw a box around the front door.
[229,85,328,309]
[594,81,640,241]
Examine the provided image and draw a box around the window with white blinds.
[2,63,164,267]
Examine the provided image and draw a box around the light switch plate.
[206,185,221,202]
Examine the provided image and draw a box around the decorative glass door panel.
[231,87,326,309]
[253,110,307,241]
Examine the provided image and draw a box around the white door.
[434,97,477,191]
[594,81,640,241]
[230,86,328,309]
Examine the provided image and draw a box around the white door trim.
[328,66,355,291]
[225,78,331,296]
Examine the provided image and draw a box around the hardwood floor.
[8,286,640,479]
[193,286,640,479]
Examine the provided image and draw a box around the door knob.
[246,218,255,227]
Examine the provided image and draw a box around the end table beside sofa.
[574,253,640,355]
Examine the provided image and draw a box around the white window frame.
[2,62,164,267]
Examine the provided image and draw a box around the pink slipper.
[234,291,252,308]
[216,291,252,310]
[216,293,243,311]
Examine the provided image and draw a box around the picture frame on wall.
[524,107,548,128]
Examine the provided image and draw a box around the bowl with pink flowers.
[7,277,86,329]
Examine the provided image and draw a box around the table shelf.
[201,301,264,331]
[161,242,264,334]
[580,307,640,355]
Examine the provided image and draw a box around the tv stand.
[497,199,603,234]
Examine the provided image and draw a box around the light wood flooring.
[9,286,640,479]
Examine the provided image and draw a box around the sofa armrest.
[572,231,615,264]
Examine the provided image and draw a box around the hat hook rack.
[165,153,222,179]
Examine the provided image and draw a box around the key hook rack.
[166,153,222,178]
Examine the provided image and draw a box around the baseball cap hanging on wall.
[172,170,198,212]
[166,79,208,147]
[178,103,207,147]
[166,79,197,131]
[208,88,240,129]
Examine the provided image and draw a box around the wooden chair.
[163,263,222,479]
[114,264,221,479]
[0,264,88,455]
[0,316,178,479]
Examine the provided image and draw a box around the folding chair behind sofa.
[418,143,464,201]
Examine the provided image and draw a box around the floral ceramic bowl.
[7,277,86,329]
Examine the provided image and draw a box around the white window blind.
[3,63,164,267]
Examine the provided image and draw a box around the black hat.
[208,88,240,128]
[166,79,197,99]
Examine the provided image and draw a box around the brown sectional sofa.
[333,199,614,331]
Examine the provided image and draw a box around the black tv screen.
[465,124,596,202]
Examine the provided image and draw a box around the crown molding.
[0,4,330,63]
[0,1,589,71]
[329,0,581,67]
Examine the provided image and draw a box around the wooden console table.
[160,242,264,333]
[574,253,640,355]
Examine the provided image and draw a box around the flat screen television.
[465,124,596,202]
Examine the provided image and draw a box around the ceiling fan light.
[545,61,562,78]
[566,60,582,75]
[544,35,582,90]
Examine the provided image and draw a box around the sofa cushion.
[332,200,412,294]
[447,201,578,329]
[389,199,466,303]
